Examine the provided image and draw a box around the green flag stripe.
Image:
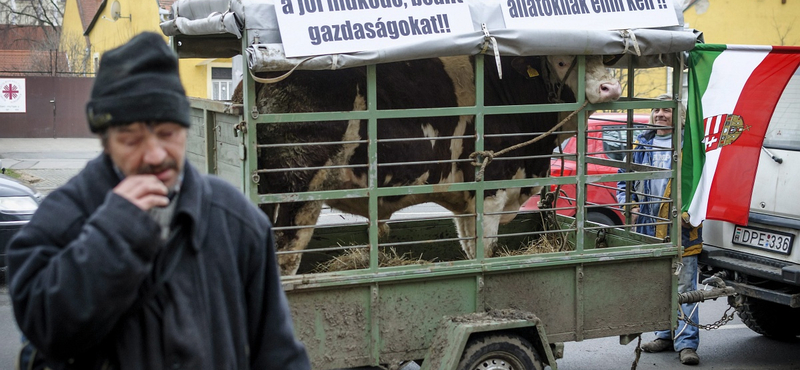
[690,44,729,53]
[681,44,726,212]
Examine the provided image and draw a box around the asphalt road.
[0,285,21,369]
[558,296,800,370]
[2,283,799,369]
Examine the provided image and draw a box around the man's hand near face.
[113,175,170,211]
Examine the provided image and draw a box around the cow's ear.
[510,57,540,79]
[603,54,624,66]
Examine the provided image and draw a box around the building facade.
[60,0,233,99]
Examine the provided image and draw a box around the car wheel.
[587,212,616,226]
[457,334,543,370]
[731,294,800,340]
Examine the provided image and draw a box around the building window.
[211,67,233,101]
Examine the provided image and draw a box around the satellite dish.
[111,1,122,20]
[109,1,130,21]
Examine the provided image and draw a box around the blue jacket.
[7,155,310,370]
[616,130,702,256]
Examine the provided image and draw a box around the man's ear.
[98,131,110,153]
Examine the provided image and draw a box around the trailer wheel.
[587,211,617,226]
[457,334,543,370]
[732,294,800,340]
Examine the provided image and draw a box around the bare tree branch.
[0,0,63,28]
[0,0,79,75]
[772,11,796,46]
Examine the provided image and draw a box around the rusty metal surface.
[581,260,673,338]
[288,286,372,368]
[285,254,675,369]
[376,277,477,362]
[483,267,578,341]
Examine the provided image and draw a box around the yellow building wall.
[684,0,800,46]
[59,0,89,69]
[180,60,211,98]
[85,0,162,70]
[61,0,220,98]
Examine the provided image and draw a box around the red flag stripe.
[705,52,800,225]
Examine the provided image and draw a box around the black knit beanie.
[86,32,190,133]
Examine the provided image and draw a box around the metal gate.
[0,76,93,138]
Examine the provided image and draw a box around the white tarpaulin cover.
[161,0,702,72]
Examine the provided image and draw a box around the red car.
[521,113,650,225]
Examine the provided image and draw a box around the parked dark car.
[0,173,42,283]
[521,113,650,225]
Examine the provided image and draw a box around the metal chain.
[678,302,737,330]
[629,302,735,370]
[630,335,642,370]
[677,271,738,330]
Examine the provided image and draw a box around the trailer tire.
[587,211,617,226]
[732,294,800,340]
[457,333,544,370]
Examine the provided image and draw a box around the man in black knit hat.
[7,32,311,370]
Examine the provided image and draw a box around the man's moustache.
[138,161,177,175]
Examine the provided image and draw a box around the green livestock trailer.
[165,1,703,368]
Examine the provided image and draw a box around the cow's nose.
[599,81,622,101]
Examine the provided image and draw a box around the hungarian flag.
[682,44,800,226]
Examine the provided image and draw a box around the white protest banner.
[274,0,474,58]
[501,0,679,31]
[0,78,26,113]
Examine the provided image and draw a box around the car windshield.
[763,69,800,151]
[600,125,649,161]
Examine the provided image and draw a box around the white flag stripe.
[724,44,774,52]
[688,149,721,226]
[701,50,769,118]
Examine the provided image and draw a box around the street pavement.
[0,138,101,194]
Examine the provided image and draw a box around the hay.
[314,246,435,273]
[496,233,574,257]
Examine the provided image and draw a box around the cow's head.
[546,55,622,104]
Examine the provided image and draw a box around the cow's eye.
[558,61,567,67]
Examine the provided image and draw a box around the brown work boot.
[679,348,700,365]
[641,338,673,353]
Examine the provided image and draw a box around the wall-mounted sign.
[274,0,681,58]
[500,0,679,31]
[274,0,474,58]
[1,78,26,113]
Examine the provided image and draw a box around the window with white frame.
[211,67,233,101]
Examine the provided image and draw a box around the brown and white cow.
[238,55,621,275]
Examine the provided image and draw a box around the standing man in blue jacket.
[617,95,703,366]
[7,32,311,370]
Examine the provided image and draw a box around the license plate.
[732,225,795,255]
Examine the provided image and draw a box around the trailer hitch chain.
[677,271,738,330]
[631,273,738,370]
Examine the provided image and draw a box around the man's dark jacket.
[7,155,310,370]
